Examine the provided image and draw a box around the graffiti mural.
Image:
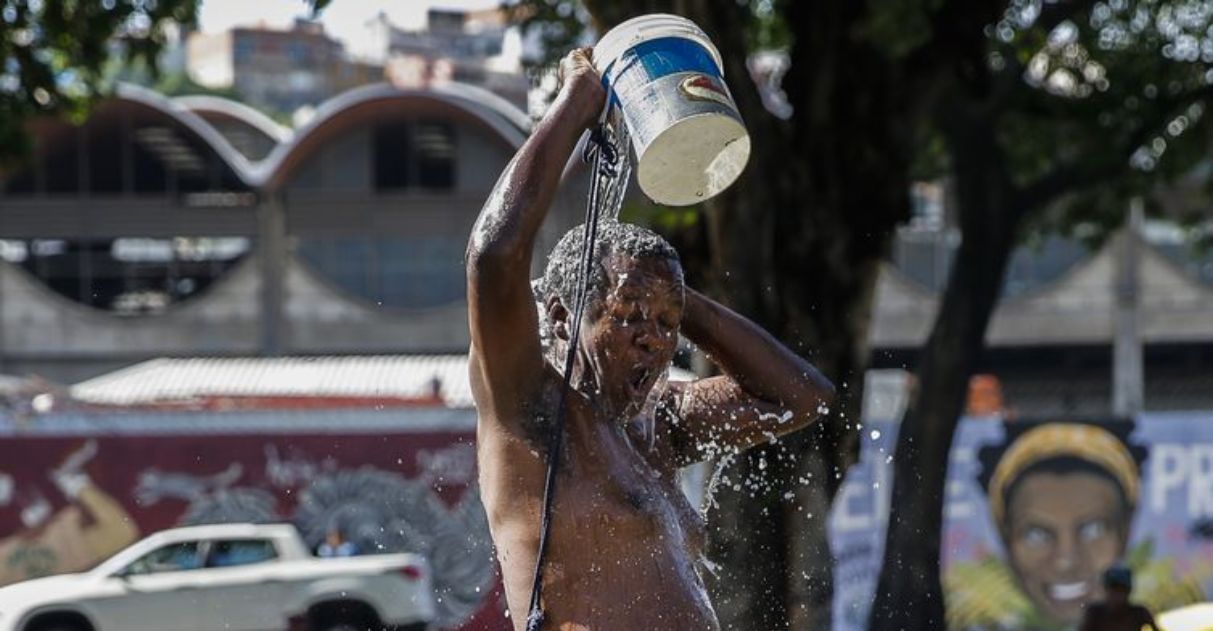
[0,440,138,585]
[0,426,509,631]
[830,413,1213,631]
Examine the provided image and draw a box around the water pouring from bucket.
[595,14,751,207]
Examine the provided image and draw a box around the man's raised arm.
[466,48,605,417]
[662,288,836,465]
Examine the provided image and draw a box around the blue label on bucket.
[603,37,723,98]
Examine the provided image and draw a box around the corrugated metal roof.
[71,355,477,407]
[70,355,697,409]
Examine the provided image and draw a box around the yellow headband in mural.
[988,423,1139,527]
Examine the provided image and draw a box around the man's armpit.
[656,383,717,466]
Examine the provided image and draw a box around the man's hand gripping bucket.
[595,13,751,206]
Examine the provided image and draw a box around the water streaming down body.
[527,22,755,617]
[524,108,638,631]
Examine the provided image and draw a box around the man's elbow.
[816,376,838,410]
[465,238,527,280]
[794,374,836,425]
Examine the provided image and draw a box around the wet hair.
[976,420,1148,532]
[537,220,681,309]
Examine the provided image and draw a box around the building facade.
[187,19,379,114]
[0,82,585,383]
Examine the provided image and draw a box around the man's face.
[577,252,684,419]
[1003,472,1128,625]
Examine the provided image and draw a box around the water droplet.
[870,429,882,440]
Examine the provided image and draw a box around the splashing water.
[757,410,794,424]
[637,369,670,452]
[702,451,738,516]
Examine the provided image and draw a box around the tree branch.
[1034,0,1100,34]
[1016,82,1213,213]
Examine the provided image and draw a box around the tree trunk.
[868,106,1021,631]
[578,2,914,628]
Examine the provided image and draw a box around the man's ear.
[546,296,570,341]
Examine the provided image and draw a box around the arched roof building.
[0,82,590,381]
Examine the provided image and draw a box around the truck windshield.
[124,542,203,575]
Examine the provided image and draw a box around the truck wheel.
[24,612,93,631]
[309,600,384,631]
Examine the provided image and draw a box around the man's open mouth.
[628,365,655,397]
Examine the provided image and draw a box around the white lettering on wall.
[1149,443,1213,518]
[1190,445,1213,517]
[1151,444,1188,514]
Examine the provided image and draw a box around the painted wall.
[830,413,1213,631]
[0,410,509,631]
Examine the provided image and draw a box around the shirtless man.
[466,47,836,630]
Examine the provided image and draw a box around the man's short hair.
[537,221,681,309]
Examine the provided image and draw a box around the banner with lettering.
[830,413,1213,631]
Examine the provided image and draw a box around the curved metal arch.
[251,82,530,192]
[113,83,259,188]
[110,81,532,193]
[173,94,294,144]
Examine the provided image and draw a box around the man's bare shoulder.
[470,350,564,448]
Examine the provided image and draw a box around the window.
[414,121,455,190]
[5,236,251,314]
[289,41,309,64]
[371,120,457,191]
[124,542,202,575]
[373,121,410,190]
[205,539,278,568]
[234,38,255,63]
[297,236,466,310]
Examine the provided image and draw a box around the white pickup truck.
[0,523,435,631]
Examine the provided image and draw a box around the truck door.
[197,538,287,631]
[87,541,208,631]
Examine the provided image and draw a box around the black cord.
[524,119,620,631]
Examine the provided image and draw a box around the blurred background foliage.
[0,0,329,165]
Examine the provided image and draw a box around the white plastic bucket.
[595,14,751,207]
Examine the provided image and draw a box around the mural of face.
[983,422,1143,630]
[1003,470,1128,625]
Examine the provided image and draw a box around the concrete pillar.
[1113,197,1144,417]
[258,193,287,356]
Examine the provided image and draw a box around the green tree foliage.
[0,0,196,162]
[0,0,330,164]
[511,1,923,628]
[516,1,1213,630]
[874,2,1213,629]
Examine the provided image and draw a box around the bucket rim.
[593,13,724,77]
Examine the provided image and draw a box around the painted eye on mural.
[1022,525,1053,547]
[1078,519,1109,542]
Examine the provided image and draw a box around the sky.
[197,0,503,45]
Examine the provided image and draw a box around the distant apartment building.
[187,19,379,114]
[365,9,529,110]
